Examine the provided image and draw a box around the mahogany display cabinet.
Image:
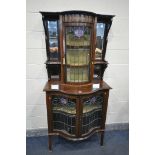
[40,10,115,150]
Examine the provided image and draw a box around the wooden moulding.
[49,128,104,141]
[60,83,92,93]
[43,80,112,95]
[62,14,94,23]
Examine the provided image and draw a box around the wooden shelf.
[43,80,112,93]
[49,37,57,39]
[67,48,90,51]
[94,61,108,65]
[66,64,89,67]
[66,45,90,48]
[45,60,61,65]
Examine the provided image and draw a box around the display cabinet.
[40,10,114,150]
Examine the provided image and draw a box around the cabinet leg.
[48,135,52,151]
[100,131,104,146]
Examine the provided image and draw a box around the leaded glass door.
[64,24,93,83]
[81,93,104,135]
[52,95,77,136]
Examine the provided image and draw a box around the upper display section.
[65,25,91,83]
[40,11,114,83]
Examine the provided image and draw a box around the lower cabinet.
[45,89,110,150]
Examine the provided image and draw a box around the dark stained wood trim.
[49,128,104,141]
[59,15,64,83]
[100,90,110,145]
[76,97,80,137]
[46,93,52,150]
[40,10,115,18]
[102,90,109,128]
[43,80,111,94]
[46,93,52,133]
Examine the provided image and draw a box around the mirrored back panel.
[47,20,60,61]
[95,23,105,60]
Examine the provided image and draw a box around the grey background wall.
[26,0,129,130]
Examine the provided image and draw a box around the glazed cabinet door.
[80,92,104,136]
[63,23,94,84]
[51,94,78,137]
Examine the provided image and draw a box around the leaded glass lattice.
[65,26,91,83]
[52,95,76,135]
[53,111,76,135]
[81,94,103,134]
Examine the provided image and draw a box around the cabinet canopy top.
[40,10,115,19]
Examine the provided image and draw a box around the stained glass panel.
[52,95,76,135]
[81,94,103,135]
[65,26,91,83]
[52,95,76,114]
